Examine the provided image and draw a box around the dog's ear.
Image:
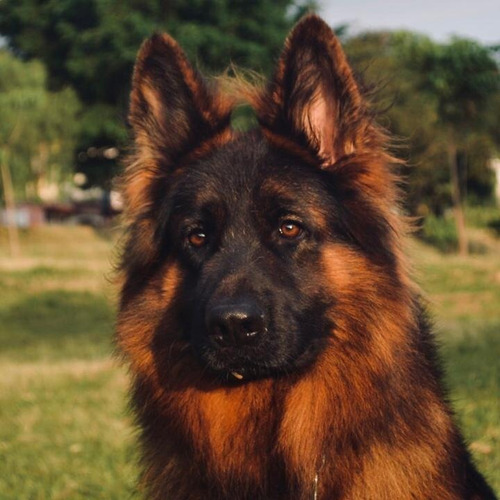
[124,34,234,219]
[253,15,367,166]
[129,33,233,164]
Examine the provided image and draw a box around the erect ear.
[252,15,367,166]
[124,33,234,219]
[129,33,233,165]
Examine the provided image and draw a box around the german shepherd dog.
[116,15,497,500]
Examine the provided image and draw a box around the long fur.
[116,15,497,500]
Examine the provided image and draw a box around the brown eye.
[279,220,303,239]
[188,229,207,248]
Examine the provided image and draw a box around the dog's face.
[121,16,398,382]
[167,137,339,379]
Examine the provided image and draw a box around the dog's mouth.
[190,326,330,382]
[194,342,314,383]
[193,343,282,381]
[203,357,277,382]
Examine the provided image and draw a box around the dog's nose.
[206,303,265,346]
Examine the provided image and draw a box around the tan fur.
[117,14,494,500]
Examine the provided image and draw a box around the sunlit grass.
[0,226,135,499]
[0,358,138,499]
[412,237,500,489]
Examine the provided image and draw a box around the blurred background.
[0,0,498,497]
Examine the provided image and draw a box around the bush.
[419,215,458,252]
[466,206,500,232]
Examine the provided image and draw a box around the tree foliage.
[344,31,500,217]
[0,0,315,188]
[0,51,80,200]
[0,2,498,233]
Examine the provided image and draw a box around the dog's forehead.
[179,132,318,205]
[189,133,268,190]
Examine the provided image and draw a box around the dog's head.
[119,16,403,382]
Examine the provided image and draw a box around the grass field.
[0,225,499,498]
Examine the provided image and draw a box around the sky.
[320,0,500,45]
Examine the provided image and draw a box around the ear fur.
[129,33,233,162]
[124,34,234,219]
[250,15,368,165]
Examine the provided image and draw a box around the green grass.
[410,238,500,489]
[0,361,138,499]
[0,226,498,497]
[0,226,137,499]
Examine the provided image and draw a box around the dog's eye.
[279,220,303,240]
[187,229,208,248]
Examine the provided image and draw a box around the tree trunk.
[32,142,50,200]
[0,149,21,258]
[448,142,467,256]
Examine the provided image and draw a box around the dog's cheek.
[116,261,184,378]
[265,287,319,365]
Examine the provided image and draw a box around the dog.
[116,14,497,500]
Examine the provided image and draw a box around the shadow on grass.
[487,218,500,236]
[0,290,115,361]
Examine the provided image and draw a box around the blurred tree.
[344,32,499,238]
[464,134,497,204]
[0,51,79,254]
[344,32,450,215]
[0,54,45,214]
[0,51,80,198]
[2,1,496,254]
[0,0,316,188]
[402,37,499,254]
